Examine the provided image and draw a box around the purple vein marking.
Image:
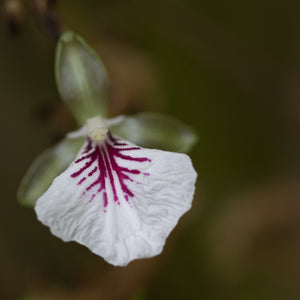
[77,177,86,185]
[70,132,151,211]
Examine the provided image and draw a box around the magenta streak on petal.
[102,146,118,202]
[89,194,96,202]
[70,133,151,211]
[115,152,151,162]
[88,166,97,176]
[113,142,127,146]
[77,177,86,185]
[103,192,108,207]
[83,138,93,153]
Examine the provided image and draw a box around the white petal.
[66,125,88,139]
[35,133,197,266]
[104,115,125,127]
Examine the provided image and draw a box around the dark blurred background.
[2,0,300,299]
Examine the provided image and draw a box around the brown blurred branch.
[3,0,24,34]
[32,0,61,42]
[3,0,61,42]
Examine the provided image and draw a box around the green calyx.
[55,31,109,125]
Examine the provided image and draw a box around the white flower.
[35,116,197,266]
[17,31,198,267]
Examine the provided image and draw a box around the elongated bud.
[87,116,108,141]
[55,31,109,125]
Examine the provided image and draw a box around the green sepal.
[110,112,198,153]
[55,31,109,125]
[17,136,84,207]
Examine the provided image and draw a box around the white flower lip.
[35,131,197,266]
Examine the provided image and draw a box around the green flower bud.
[55,31,109,125]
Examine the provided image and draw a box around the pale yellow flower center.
[86,116,108,141]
